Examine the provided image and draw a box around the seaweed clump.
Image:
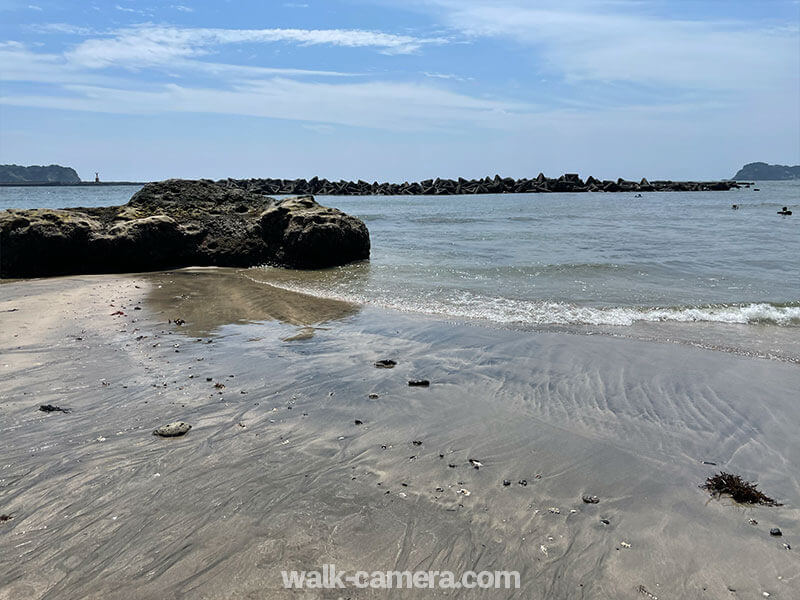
[702,472,782,506]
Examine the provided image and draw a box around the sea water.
[3,181,798,356]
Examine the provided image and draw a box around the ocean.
[2,181,798,359]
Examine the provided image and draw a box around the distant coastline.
[0,164,81,184]
[732,162,800,181]
[0,164,147,186]
[0,181,147,187]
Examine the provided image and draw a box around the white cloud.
[28,4,42,10]
[416,0,799,92]
[172,4,193,12]
[422,71,473,82]
[0,41,355,84]
[31,23,97,35]
[64,25,446,70]
[0,78,534,132]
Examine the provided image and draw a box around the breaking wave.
[251,277,800,327]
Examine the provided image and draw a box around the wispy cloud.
[172,4,193,12]
[422,71,473,82]
[31,23,97,35]
[0,28,523,133]
[63,25,446,71]
[0,40,356,85]
[0,78,534,132]
[415,0,799,91]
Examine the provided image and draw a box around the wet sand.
[1,269,798,599]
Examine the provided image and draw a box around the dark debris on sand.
[701,472,782,506]
[39,404,70,413]
[0,514,12,523]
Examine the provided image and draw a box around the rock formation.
[0,179,370,278]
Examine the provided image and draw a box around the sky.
[0,0,798,182]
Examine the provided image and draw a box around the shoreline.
[1,270,798,599]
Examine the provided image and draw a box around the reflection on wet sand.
[1,273,799,599]
[141,267,360,335]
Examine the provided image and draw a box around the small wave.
[250,276,800,327]
[421,297,800,327]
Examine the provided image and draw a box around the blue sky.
[0,0,798,181]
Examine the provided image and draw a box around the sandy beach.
[1,268,798,599]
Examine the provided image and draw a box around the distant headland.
[0,164,144,186]
[732,162,800,181]
[0,164,81,184]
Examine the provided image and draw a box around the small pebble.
[153,421,191,437]
[770,528,782,536]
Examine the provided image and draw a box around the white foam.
[253,278,800,328]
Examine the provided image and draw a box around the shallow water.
[2,182,798,356]
[269,182,800,326]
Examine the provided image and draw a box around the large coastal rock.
[0,179,370,278]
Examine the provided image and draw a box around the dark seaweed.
[701,472,781,506]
